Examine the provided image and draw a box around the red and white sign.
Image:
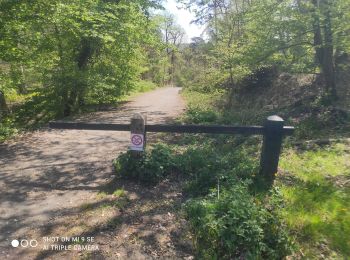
[130,134,144,151]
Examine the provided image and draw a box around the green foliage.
[114,144,177,185]
[179,143,258,197]
[179,0,350,99]
[112,87,293,258]
[0,118,17,142]
[180,89,222,123]
[134,80,157,93]
[294,99,350,140]
[113,188,126,198]
[185,184,293,259]
[185,107,218,124]
[181,88,270,126]
[111,88,298,258]
[183,81,350,258]
[279,144,350,258]
[0,0,170,141]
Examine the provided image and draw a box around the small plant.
[179,143,258,197]
[185,106,218,124]
[0,118,18,142]
[113,196,130,210]
[96,191,108,199]
[80,203,94,212]
[107,217,122,228]
[113,188,126,197]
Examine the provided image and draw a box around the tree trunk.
[312,0,337,98]
[63,37,95,116]
[312,0,324,69]
[54,25,70,117]
[62,90,70,117]
[322,1,336,97]
[10,64,27,95]
[0,90,8,119]
[18,65,27,94]
[171,50,175,86]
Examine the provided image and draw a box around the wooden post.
[130,113,146,156]
[142,113,147,149]
[259,115,284,188]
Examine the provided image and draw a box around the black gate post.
[259,115,284,188]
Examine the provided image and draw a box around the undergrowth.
[113,88,349,259]
[185,184,293,259]
[114,89,294,259]
[114,138,294,259]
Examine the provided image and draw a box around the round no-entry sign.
[130,133,144,151]
[131,134,143,146]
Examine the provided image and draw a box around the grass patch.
[180,89,222,124]
[112,196,130,210]
[96,191,108,199]
[80,203,95,212]
[107,217,123,228]
[279,143,350,258]
[113,188,126,197]
[118,80,158,101]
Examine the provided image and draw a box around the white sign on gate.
[130,133,144,151]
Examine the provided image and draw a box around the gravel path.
[0,87,189,259]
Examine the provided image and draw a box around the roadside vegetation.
[169,2,349,256]
[182,90,349,258]
[0,1,185,141]
[113,0,350,252]
[115,89,349,258]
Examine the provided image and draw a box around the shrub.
[185,183,293,259]
[185,106,218,124]
[179,144,258,197]
[0,118,18,141]
[134,80,157,93]
[114,143,176,185]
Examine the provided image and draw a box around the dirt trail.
[0,87,192,259]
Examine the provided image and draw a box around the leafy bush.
[295,107,349,140]
[0,118,18,141]
[179,144,258,197]
[114,143,176,185]
[185,106,218,124]
[181,89,223,124]
[112,88,295,258]
[185,183,293,259]
[178,89,294,258]
[133,80,157,93]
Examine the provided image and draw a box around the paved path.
[0,87,186,259]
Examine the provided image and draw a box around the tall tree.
[0,0,165,117]
[161,14,185,85]
[179,0,350,98]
